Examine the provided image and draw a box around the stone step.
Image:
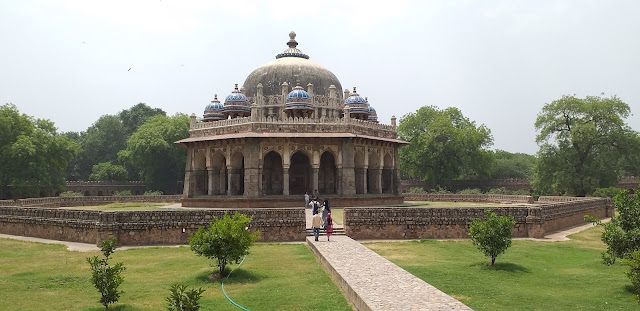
[305,228,346,236]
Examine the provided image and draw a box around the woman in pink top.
[326,213,333,241]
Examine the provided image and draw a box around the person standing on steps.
[312,212,324,241]
[326,213,333,242]
[304,192,309,209]
[312,197,320,215]
[321,199,331,230]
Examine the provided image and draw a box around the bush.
[592,187,625,198]
[590,191,640,265]
[87,238,126,310]
[407,187,426,194]
[114,190,132,196]
[59,191,83,197]
[428,187,452,194]
[457,188,482,194]
[469,210,515,265]
[144,190,164,196]
[166,284,205,311]
[486,187,511,195]
[189,212,260,276]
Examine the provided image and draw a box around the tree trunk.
[491,257,496,266]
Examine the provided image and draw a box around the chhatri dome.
[242,31,343,99]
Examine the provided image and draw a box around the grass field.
[367,225,639,310]
[0,240,351,311]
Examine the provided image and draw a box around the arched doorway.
[211,151,227,195]
[319,151,337,194]
[354,150,365,194]
[263,151,283,195]
[382,153,393,194]
[289,151,311,195]
[367,151,380,194]
[193,152,207,195]
[230,151,244,195]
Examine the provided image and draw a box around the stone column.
[363,165,368,194]
[341,139,356,195]
[207,168,214,195]
[183,148,194,198]
[243,138,260,197]
[376,169,383,194]
[227,166,233,196]
[312,167,319,196]
[218,169,226,195]
[283,166,290,195]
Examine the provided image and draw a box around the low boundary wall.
[0,195,182,208]
[345,196,612,239]
[404,193,534,204]
[182,194,403,208]
[0,207,305,245]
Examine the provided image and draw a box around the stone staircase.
[305,227,346,237]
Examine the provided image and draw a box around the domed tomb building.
[177,32,406,207]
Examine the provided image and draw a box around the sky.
[1,0,639,155]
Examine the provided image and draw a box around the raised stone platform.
[182,194,403,208]
[306,236,472,310]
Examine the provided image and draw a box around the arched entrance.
[319,151,337,194]
[211,151,227,195]
[263,151,283,195]
[354,150,365,194]
[230,151,244,195]
[194,152,207,195]
[289,151,311,195]
[382,153,393,194]
[367,151,380,194]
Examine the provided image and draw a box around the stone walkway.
[307,235,471,310]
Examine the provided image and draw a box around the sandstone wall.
[403,193,534,204]
[539,198,612,233]
[0,207,305,245]
[0,195,182,208]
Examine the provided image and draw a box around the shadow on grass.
[470,262,531,273]
[195,268,262,285]
[87,304,138,311]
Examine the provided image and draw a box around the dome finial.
[353,86,357,93]
[287,31,298,48]
[234,83,239,90]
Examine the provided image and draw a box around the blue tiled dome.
[367,104,378,122]
[223,84,251,118]
[344,87,369,114]
[203,94,225,121]
[285,84,313,111]
[224,84,248,105]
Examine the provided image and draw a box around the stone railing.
[189,116,397,139]
[537,196,585,203]
[1,195,182,208]
[0,207,305,244]
[403,193,534,204]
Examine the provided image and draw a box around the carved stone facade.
[177,32,406,206]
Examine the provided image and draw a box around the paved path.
[307,235,471,310]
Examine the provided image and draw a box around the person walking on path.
[326,213,333,242]
[304,192,309,209]
[312,197,320,215]
[312,212,324,241]
[321,199,331,230]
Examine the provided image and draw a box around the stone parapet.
[403,193,534,204]
[538,196,586,203]
[3,195,182,208]
[0,207,305,245]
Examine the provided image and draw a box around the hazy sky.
[1,0,639,155]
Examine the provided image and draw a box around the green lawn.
[61,202,179,211]
[366,225,639,310]
[0,239,351,311]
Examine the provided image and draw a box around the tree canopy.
[118,114,189,193]
[398,106,494,189]
[89,162,128,182]
[489,150,536,179]
[533,94,640,196]
[0,104,79,199]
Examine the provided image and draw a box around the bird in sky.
[128,68,131,71]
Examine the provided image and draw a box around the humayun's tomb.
[176,32,407,208]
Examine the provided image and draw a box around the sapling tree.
[189,212,260,276]
[87,238,126,310]
[166,284,205,311]
[469,209,515,265]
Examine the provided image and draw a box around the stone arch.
[263,151,283,195]
[319,151,337,194]
[382,153,394,194]
[97,190,104,196]
[354,150,365,194]
[290,151,311,195]
[229,151,244,195]
[211,150,227,195]
[84,191,90,196]
[367,151,381,194]
[193,151,207,195]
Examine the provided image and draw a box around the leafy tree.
[623,250,640,303]
[75,115,127,180]
[118,103,166,137]
[166,284,205,311]
[119,114,189,193]
[398,106,494,190]
[87,238,126,311]
[591,191,640,265]
[0,104,79,199]
[490,150,536,179]
[469,209,515,265]
[592,187,625,198]
[189,212,260,276]
[533,94,640,196]
[89,162,128,182]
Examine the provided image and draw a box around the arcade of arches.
[183,137,400,198]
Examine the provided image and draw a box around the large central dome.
[242,32,343,99]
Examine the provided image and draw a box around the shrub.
[189,212,260,276]
[428,187,452,194]
[589,191,640,265]
[166,284,205,311]
[469,210,515,265]
[592,187,625,198]
[87,238,126,310]
[407,187,426,194]
[458,188,482,194]
[144,190,164,196]
[114,190,132,196]
[486,187,511,195]
[59,191,83,197]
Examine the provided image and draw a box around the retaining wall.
[0,207,305,245]
[403,193,534,204]
[0,195,182,208]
